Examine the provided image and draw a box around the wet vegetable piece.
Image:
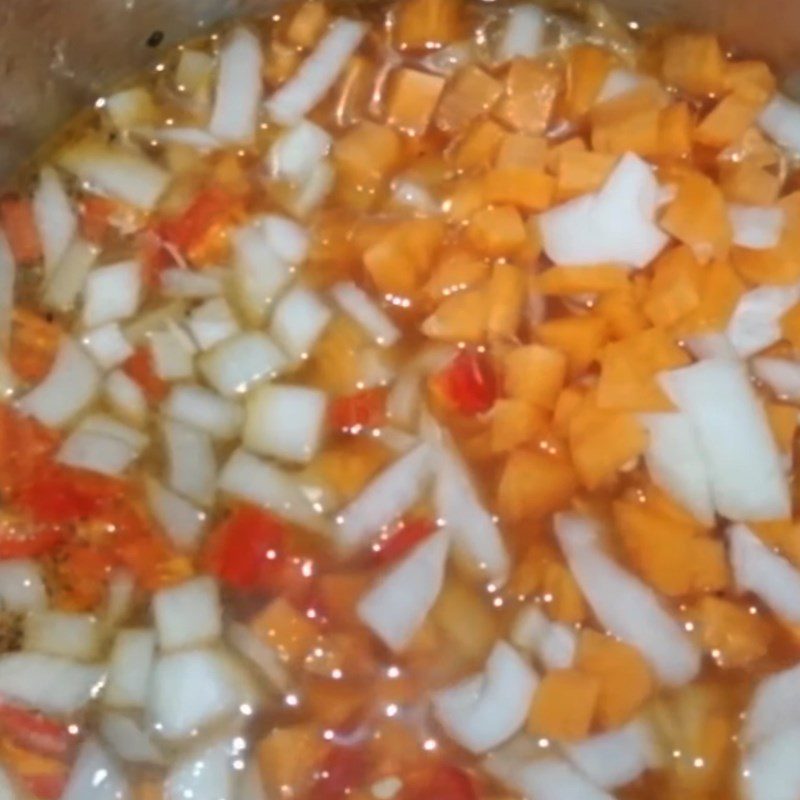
[1,0,799,797]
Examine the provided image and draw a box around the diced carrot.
[503,344,567,409]
[694,596,770,668]
[394,0,465,50]
[534,265,628,296]
[751,519,800,568]
[496,133,548,169]
[285,0,330,48]
[643,245,702,327]
[250,597,320,665]
[527,668,600,741]
[562,44,614,119]
[542,561,587,624]
[486,262,526,340]
[590,84,665,156]
[719,159,781,206]
[661,33,727,96]
[449,119,506,171]
[266,39,303,85]
[494,59,561,135]
[422,287,488,342]
[782,302,800,350]
[334,121,403,194]
[689,537,731,593]
[767,402,798,454]
[1,738,68,800]
[536,316,609,376]
[133,779,164,800]
[314,572,373,627]
[658,101,694,159]
[386,68,446,136]
[430,577,496,664]
[544,136,586,171]
[660,168,732,261]
[724,60,776,105]
[334,55,376,125]
[0,195,42,266]
[568,395,648,489]
[508,542,558,596]
[676,257,744,334]
[258,724,328,798]
[594,284,649,339]
[694,93,762,149]
[489,400,547,453]
[8,308,60,383]
[552,386,585,432]
[597,327,690,412]
[576,629,654,728]
[304,679,367,728]
[497,447,577,521]
[328,387,388,432]
[466,205,527,257]
[314,438,392,501]
[483,167,555,211]
[443,178,486,223]
[423,253,489,301]
[79,195,120,244]
[553,150,616,200]
[435,66,503,133]
[123,346,168,405]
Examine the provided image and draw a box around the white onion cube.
[154,577,223,651]
[149,324,196,381]
[82,323,134,370]
[200,332,288,396]
[105,629,156,709]
[82,260,142,328]
[0,560,47,613]
[269,121,332,183]
[187,297,241,351]
[270,284,332,360]
[24,612,101,662]
[146,478,207,551]
[164,384,243,440]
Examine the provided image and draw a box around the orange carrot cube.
[467,205,527,257]
[258,724,328,798]
[528,669,600,741]
[421,286,488,342]
[535,265,628,296]
[767,402,798,454]
[335,55,376,125]
[661,33,727,96]
[590,84,665,156]
[689,538,731,593]
[334,121,403,190]
[435,66,503,133]
[719,160,781,206]
[677,257,744,333]
[386,67,446,136]
[0,196,42,266]
[504,344,567,409]
[658,101,694,158]
[554,149,616,200]
[542,562,587,624]
[285,0,330,48]
[443,178,486,223]
[694,93,762,149]
[483,167,555,211]
[563,44,614,119]
[782,302,800,349]
[394,0,465,50]
[423,252,489,300]
[496,133,548,169]
[694,596,770,668]
[314,438,392,500]
[487,262,526,339]
[536,316,609,376]
[724,60,776,105]
[450,118,506,171]
[250,597,320,664]
[644,245,703,327]
[490,401,547,453]
[494,59,561,134]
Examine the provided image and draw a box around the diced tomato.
[203,505,287,591]
[9,308,61,384]
[370,516,436,565]
[0,195,42,265]
[430,350,497,416]
[308,744,367,800]
[0,517,65,560]
[0,704,74,758]
[0,738,70,800]
[0,406,61,495]
[78,195,118,244]
[123,346,168,405]
[404,763,478,800]
[328,388,388,432]
[21,772,68,800]
[50,540,115,611]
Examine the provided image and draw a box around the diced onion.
[391,178,440,215]
[147,648,245,741]
[744,663,800,746]
[104,369,148,427]
[497,5,545,62]
[434,642,538,753]
[106,87,157,129]
[227,622,291,693]
[208,27,263,143]
[164,384,243,441]
[556,513,700,685]
[153,577,223,652]
[161,267,223,299]
[100,711,165,765]
[62,739,130,800]
[136,126,221,150]
[149,323,197,381]
[42,237,99,312]
[752,356,800,401]
[563,720,659,790]
[219,449,328,534]
[759,93,800,152]
[335,443,432,552]
[57,136,170,210]
[243,383,327,464]
[357,530,449,651]
[510,605,577,670]
[262,215,311,265]
[176,49,214,95]
[728,204,785,249]
[596,69,647,104]
[728,523,800,624]
[19,338,100,428]
[0,234,14,347]
[330,282,401,347]
[165,739,236,800]
[539,153,668,268]
[638,412,715,525]
[24,611,102,662]
[123,300,187,346]
[659,358,790,520]
[0,652,104,715]
[82,323,134,370]
[187,297,241,351]
[199,332,289,397]
[0,560,47,614]
[145,478,207,552]
[104,629,156,709]
[269,284,333,360]
[33,166,77,275]
[742,727,800,800]
[162,419,217,506]
[290,159,335,217]
[103,572,136,630]
[57,414,147,477]
[0,764,18,799]
[683,331,737,360]
[266,19,367,124]
[726,284,800,357]
[269,120,332,183]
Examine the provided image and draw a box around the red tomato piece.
[309,744,367,800]
[329,388,388,433]
[0,518,64,560]
[123,346,169,405]
[371,516,436,565]
[203,505,287,591]
[0,195,42,265]
[19,770,68,800]
[405,763,478,800]
[0,705,75,758]
[431,350,497,416]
